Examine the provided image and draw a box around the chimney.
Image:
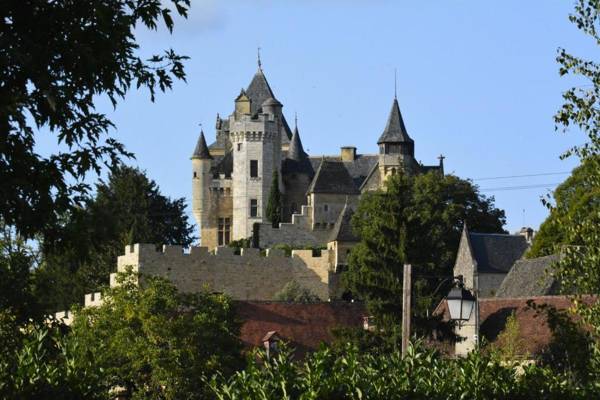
[518,227,535,244]
[341,146,356,161]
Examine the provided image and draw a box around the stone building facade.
[191,64,443,249]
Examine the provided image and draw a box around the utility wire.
[472,172,570,181]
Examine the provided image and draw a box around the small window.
[250,199,258,217]
[324,204,329,212]
[193,171,197,178]
[237,143,242,151]
[218,217,231,246]
[250,160,258,178]
[291,202,297,213]
[219,188,224,195]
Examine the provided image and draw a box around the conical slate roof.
[191,130,212,159]
[377,98,413,144]
[246,69,276,115]
[288,125,306,161]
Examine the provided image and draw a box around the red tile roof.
[235,301,366,357]
[437,295,595,356]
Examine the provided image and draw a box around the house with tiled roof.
[191,62,443,250]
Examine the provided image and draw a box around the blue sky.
[37,1,594,234]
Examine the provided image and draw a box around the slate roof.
[377,98,413,144]
[307,160,361,195]
[329,202,358,243]
[210,151,233,178]
[496,255,560,298]
[191,131,212,159]
[282,126,314,176]
[236,301,365,358]
[245,68,292,141]
[309,155,378,189]
[469,232,529,273]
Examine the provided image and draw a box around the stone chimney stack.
[341,146,356,161]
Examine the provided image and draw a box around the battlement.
[84,292,103,307]
[117,244,336,301]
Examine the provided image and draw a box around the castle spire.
[191,129,212,159]
[288,118,306,161]
[377,97,413,145]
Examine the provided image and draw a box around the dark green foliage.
[0,223,40,322]
[1,0,190,240]
[70,271,243,400]
[344,172,505,336]
[0,314,105,400]
[527,157,600,258]
[210,343,591,399]
[34,166,194,313]
[266,171,282,227]
[273,280,320,303]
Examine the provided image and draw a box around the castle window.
[193,171,197,178]
[237,143,242,151]
[250,199,258,217]
[324,204,329,212]
[291,202,297,213]
[250,160,258,178]
[218,217,231,246]
[225,188,231,196]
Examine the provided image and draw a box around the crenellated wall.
[117,244,336,301]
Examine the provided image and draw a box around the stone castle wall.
[117,244,336,301]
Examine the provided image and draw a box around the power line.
[480,183,561,192]
[472,172,570,181]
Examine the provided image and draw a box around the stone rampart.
[117,244,336,300]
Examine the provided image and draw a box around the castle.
[191,64,443,249]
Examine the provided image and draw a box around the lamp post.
[446,276,476,324]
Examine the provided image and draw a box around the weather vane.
[257,46,262,69]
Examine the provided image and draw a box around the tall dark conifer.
[266,171,282,227]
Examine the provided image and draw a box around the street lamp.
[446,276,476,323]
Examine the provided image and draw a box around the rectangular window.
[250,160,258,178]
[250,199,258,217]
[323,204,329,212]
[237,143,242,151]
[218,217,231,246]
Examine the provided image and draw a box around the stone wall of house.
[117,244,336,301]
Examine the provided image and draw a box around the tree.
[0,314,105,400]
[344,172,506,337]
[266,171,282,227]
[547,0,600,386]
[274,280,320,303]
[491,312,528,362]
[0,221,40,322]
[527,156,600,258]
[1,0,190,239]
[34,166,195,313]
[70,272,243,400]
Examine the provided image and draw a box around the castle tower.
[230,74,283,239]
[191,130,213,238]
[377,97,416,179]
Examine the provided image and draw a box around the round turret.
[261,97,282,116]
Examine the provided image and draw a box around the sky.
[37,0,595,235]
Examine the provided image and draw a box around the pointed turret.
[377,98,414,157]
[191,130,212,159]
[378,98,413,145]
[288,123,306,161]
